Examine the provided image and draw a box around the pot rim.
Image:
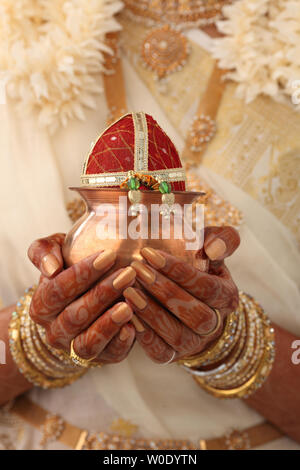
[70,187,206,196]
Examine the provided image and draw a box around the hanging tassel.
[159,180,175,218]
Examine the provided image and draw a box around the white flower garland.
[212,0,300,110]
[0,0,123,133]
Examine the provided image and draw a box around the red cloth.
[84,114,185,191]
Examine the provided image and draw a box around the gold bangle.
[184,309,247,379]
[69,339,101,368]
[207,303,264,388]
[177,309,240,368]
[9,287,86,389]
[20,308,76,378]
[194,343,274,399]
[30,321,77,373]
[192,292,275,399]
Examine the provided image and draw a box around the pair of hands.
[28,226,240,366]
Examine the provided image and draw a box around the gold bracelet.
[30,321,77,373]
[36,322,80,367]
[204,305,263,387]
[20,310,75,378]
[9,287,86,389]
[177,309,240,368]
[191,292,275,399]
[184,308,247,379]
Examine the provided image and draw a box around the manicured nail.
[141,247,166,269]
[93,249,116,270]
[131,314,145,333]
[113,267,136,290]
[124,287,147,310]
[205,238,226,260]
[131,261,156,285]
[119,326,130,342]
[111,304,132,324]
[41,254,60,277]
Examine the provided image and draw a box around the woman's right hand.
[27,233,136,365]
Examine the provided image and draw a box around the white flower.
[212,0,300,109]
[0,0,123,133]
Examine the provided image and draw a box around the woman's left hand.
[124,226,240,364]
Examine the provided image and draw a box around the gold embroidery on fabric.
[201,85,300,244]
[110,418,138,438]
[132,112,149,172]
[0,406,24,450]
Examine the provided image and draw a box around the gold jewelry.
[30,321,76,373]
[40,413,64,449]
[20,309,73,379]
[69,339,101,368]
[36,322,78,367]
[182,64,227,166]
[208,306,264,387]
[12,395,283,450]
[188,114,217,152]
[177,309,239,368]
[199,308,222,336]
[9,287,86,389]
[187,292,275,399]
[189,313,247,379]
[141,25,190,80]
[123,0,234,30]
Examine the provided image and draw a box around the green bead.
[159,181,170,194]
[128,177,137,190]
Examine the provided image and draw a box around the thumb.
[204,226,240,262]
[27,233,65,279]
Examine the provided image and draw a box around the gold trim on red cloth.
[81,168,186,187]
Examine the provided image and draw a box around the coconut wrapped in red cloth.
[81,112,186,191]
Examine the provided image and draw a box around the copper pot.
[63,188,206,270]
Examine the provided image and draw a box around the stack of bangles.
[9,287,275,397]
[178,292,276,398]
[8,286,101,389]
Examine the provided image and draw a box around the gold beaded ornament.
[141,25,190,80]
[124,0,235,30]
[188,114,217,152]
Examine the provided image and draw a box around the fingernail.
[124,287,147,310]
[113,267,136,290]
[41,254,60,277]
[111,304,132,324]
[141,247,166,269]
[119,326,130,342]
[93,249,116,270]
[205,238,226,260]
[131,261,156,285]
[131,314,145,333]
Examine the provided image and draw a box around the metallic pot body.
[63,188,206,270]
